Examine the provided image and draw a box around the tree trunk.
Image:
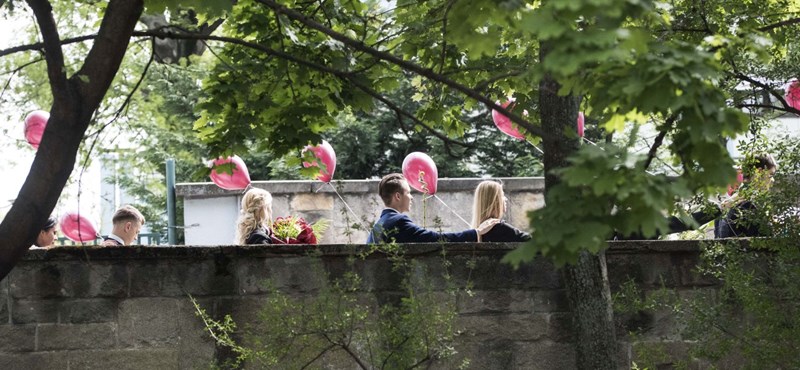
[0,0,144,280]
[539,48,620,368]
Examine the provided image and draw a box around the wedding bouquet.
[271,216,329,244]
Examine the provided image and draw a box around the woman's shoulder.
[245,227,272,245]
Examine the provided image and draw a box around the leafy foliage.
[613,138,800,368]
[194,243,465,369]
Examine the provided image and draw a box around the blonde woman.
[472,181,531,242]
[235,188,274,244]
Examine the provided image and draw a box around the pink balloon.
[24,110,49,149]
[60,212,99,243]
[491,100,525,140]
[302,140,337,183]
[577,112,585,138]
[402,152,438,195]
[786,79,800,110]
[210,155,251,190]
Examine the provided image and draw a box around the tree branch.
[643,115,676,171]
[730,72,800,115]
[25,0,68,103]
[0,33,97,58]
[757,16,800,32]
[255,0,551,142]
[736,103,800,115]
[75,0,145,108]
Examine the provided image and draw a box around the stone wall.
[176,178,545,245]
[0,241,723,369]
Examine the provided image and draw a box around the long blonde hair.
[235,188,273,244]
[472,181,505,228]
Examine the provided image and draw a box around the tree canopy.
[1,0,799,367]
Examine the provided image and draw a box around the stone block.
[507,192,544,229]
[546,313,574,342]
[631,340,705,370]
[676,255,718,287]
[439,339,515,370]
[0,325,36,352]
[456,313,547,342]
[214,296,271,325]
[0,278,9,324]
[533,290,569,313]
[61,298,119,323]
[9,262,127,299]
[0,352,63,369]
[607,253,680,289]
[236,257,327,295]
[117,298,181,348]
[129,259,236,297]
[177,298,217,370]
[448,255,561,290]
[67,349,179,370]
[513,341,576,370]
[456,290,536,314]
[291,193,334,211]
[11,299,60,324]
[37,323,116,350]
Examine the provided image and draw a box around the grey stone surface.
[67,349,179,370]
[61,298,119,323]
[456,290,536,314]
[513,341,577,369]
[457,313,548,342]
[236,256,328,294]
[0,240,741,368]
[9,262,127,299]
[11,299,61,324]
[0,352,65,369]
[118,298,181,348]
[129,259,236,297]
[37,323,116,350]
[0,325,36,352]
[177,298,217,370]
[0,278,9,324]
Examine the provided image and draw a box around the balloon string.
[433,194,471,227]
[241,183,253,194]
[422,196,427,228]
[327,182,361,222]
[525,140,544,155]
[582,137,658,175]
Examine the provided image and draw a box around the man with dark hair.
[367,173,498,244]
[715,153,778,238]
[101,205,146,246]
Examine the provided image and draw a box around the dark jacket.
[715,201,765,238]
[367,208,477,244]
[245,227,273,245]
[481,221,531,242]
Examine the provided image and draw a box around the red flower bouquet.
[271,216,328,244]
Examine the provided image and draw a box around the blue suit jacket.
[367,208,477,244]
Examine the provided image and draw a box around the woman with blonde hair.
[472,181,531,242]
[235,188,274,244]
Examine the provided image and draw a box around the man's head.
[379,173,413,213]
[742,153,778,190]
[111,205,145,245]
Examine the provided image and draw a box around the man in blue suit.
[367,173,499,244]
